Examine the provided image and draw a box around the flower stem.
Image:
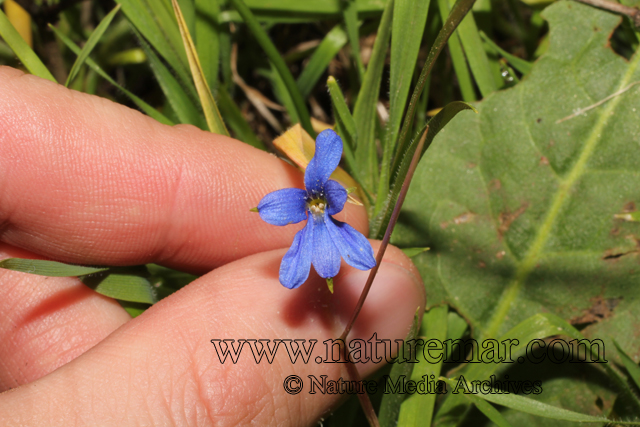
[338,128,427,342]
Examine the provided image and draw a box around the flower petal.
[311,214,341,278]
[325,216,376,270]
[324,179,347,216]
[279,217,314,288]
[257,188,307,226]
[304,129,343,195]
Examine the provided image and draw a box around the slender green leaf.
[242,0,387,15]
[195,0,221,92]
[400,247,430,257]
[257,64,299,124]
[436,0,476,101]
[119,301,150,318]
[116,0,191,86]
[228,0,313,136]
[217,88,266,149]
[136,29,207,129]
[172,0,228,135]
[83,267,157,304]
[342,0,365,81]
[379,308,422,427]
[397,305,448,427]
[296,25,347,98]
[66,4,121,87]
[446,0,498,97]
[467,395,515,427]
[480,30,533,75]
[0,258,108,277]
[614,340,640,393]
[372,101,476,239]
[49,24,173,125]
[446,376,640,425]
[353,0,394,194]
[0,8,55,82]
[376,0,431,214]
[390,0,477,193]
[327,76,357,170]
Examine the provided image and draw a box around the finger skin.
[0,243,424,426]
[0,67,368,273]
[0,243,130,392]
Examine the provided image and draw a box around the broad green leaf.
[397,305,448,427]
[393,4,640,422]
[377,0,431,213]
[0,258,108,276]
[379,308,421,427]
[49,24,173,125]
[65,4,121,87]
[83,267,157,304]
[296,25,347,99]
[0,8,55,82]
[352,0,393,195]
[227,0,313,136]
[172,0,228,135]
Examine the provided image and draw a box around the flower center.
[307,198,326,216]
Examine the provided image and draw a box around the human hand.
[0,66,424,426]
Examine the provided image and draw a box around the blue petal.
[311,213,341,278]
[325,216,376,270]
[257,188,307,226]
[304,129,343,195]
[279,218,314,288]
[324,180,347,216]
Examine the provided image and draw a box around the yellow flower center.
[308,198,326,216]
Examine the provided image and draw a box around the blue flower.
[256,129,376,289]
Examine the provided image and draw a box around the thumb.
[0,242,424,426]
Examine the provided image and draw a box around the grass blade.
[390,0,477,192]
[0,258,108,276]
[66,4,121,87]
[195,0,221,92]
[172,0,228,135]
[116,0,191,86]
[480,30,533,75]
[446,0,498,97]
[614,340,640,392]
[0,8,55,82]
[379,309,422,427]
[296,25,347,99]
[327,76,357,171]
[228,0,313,136]
[342,0,365,81]
[467,395,515,427]
[136,28,207,129]
[353,0,394,195]
[217,88,265,149]
[397,305,448,427]
[49,24,173,125]
[83,267,157,304]
[437,0,476,101]
[376,0,431,214]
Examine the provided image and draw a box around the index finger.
[0,67,368,272]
